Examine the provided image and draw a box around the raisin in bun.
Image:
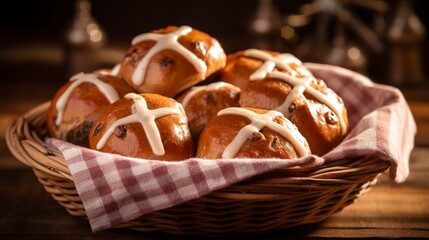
[119,25,227,97]
[176,81,241,140]
[46,72,134,147]
[196,107,311,159]
[89,93,195,161]
[224,49,349,156]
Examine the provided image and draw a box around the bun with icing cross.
[88,93,195,161]
[119,26,227,97]
[176,81,241,140]
[220,49,349,156]
[46,72,134,147]
[196,107,311,159]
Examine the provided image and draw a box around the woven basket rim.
[5,101,391,235]
[6,101,391,190]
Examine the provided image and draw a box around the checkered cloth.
[46,63,416,232]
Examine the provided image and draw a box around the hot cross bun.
[46,72,134,147]
[220,49,349,156]
[88,93,195,161]
[196,107,311,159]
[119,26,227,97]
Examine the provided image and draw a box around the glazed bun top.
[89,93,195,161]
[46,72,134,146]
[119,25,227,97]
[196,107,311,159]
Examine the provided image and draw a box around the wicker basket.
[6,101,390,236]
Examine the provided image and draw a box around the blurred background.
[0,0,428,151]
[1,0,428,92]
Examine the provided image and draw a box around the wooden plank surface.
[408,100,429,146]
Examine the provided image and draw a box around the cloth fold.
[46,63,416,232]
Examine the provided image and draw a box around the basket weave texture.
[6,101,390,235]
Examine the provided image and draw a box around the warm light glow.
[253,19,270,33]
[348,47,361,60]
[281,25,295,40]
[87,23,103,43]
[89,29,103,42]
[287,15,308,27]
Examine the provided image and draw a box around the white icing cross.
[243,49,346,135]
[243,49,312,80]
[180,81,241,108]
[55,72,120,126]
[269,71,347,135]
[217,108,309,158]
[97,64,121,76]
[110,64,121,76]
[131,26,207,86]
[96,93,186,156]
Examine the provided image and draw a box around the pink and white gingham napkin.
[46,63,416,231]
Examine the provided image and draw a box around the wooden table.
[1,62,429,239]
[0,150,427,239]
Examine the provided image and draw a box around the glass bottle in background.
[324,23,367,74]
[387,0,426,87]
[247,0,283,51]
[64,0,106,78]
